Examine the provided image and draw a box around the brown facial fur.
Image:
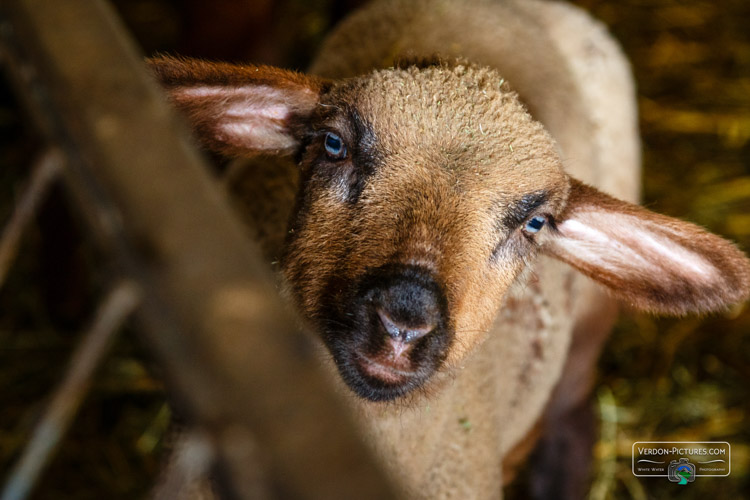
[280,64,570,398]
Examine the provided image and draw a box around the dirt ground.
[1,0,748,498]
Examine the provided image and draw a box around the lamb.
[148,0,750,498]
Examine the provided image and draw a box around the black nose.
[361,265,444,343]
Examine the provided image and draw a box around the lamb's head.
[281,62,575,401]
[150,56,750,402]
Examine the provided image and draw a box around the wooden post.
[0,1,398,498]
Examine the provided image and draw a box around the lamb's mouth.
[356,351,418,385]
[319,310,453,402]
[325,341,442,402]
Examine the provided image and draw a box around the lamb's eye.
[524,215,546,234]
[324,132,347,159]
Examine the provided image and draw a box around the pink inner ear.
[557,212,720,283]
[149,55,328,155]
[171,85,312,154]
[544,206,750,314]
[177,86,292,121]
[544,178,750,314]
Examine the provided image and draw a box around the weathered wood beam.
[0,1,397,498]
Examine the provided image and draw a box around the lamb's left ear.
[543,179,750,315]
[148,55,329,156]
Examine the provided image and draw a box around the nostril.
[377,308,435,343]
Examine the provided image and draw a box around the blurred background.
[0,0,748,498]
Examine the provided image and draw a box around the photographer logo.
[667,458,695,485]
[632,442,730,484]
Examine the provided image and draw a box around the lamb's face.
[150,55,749,403]
[282,65,570,401]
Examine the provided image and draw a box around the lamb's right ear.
[543,179,750,316]
[148,55,328,156]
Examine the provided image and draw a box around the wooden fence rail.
[0,1,398,498]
